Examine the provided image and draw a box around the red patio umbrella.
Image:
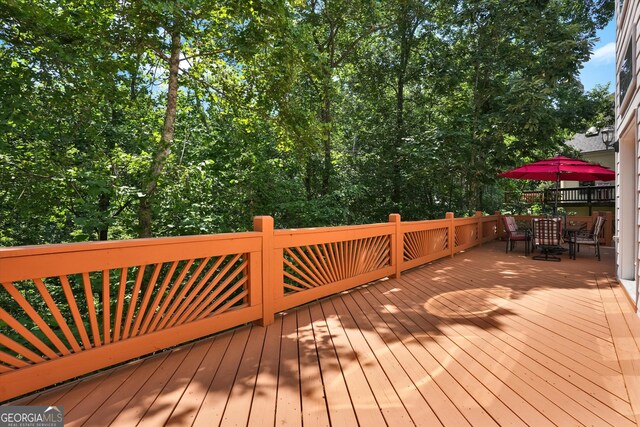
[498,155,615,214]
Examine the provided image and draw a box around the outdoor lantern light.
[600,126,618,152]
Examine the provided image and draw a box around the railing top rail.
[0,232,262,259]
[274,222,393,236]
[453,216,483,224]
[274,223,395,248]
[399,218,450,232]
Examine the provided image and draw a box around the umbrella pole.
[554,174,560,216]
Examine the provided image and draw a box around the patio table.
[564,224,586,260]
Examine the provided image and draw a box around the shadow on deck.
[10,242,640,426]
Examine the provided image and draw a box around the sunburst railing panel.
[400,219,451,271]
[454,219,479,251]
[273,224,395,311]
[482,218,498,242]
[0,234,261,401]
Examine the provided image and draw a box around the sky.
[578,19,616,92]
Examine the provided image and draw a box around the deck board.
[406,267,628,388]
[319,299,387,426]
[247,315,283,427]
[296,306,330,427]
[391,271,635,426]
[86,353,171,426]
[307,303,358,427]
[333,294,441,426]
[192,327,251,426]
[6,242,640,426]
[166,333,233,426]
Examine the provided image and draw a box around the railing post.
[494,211,502,240]
[475,211,483,245]
[446,212,455,257]
[389,213,402,278]
[604,211,613,246]
[254,216,274,326]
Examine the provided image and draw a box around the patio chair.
[531,218,563,262]
[573,216,606,261]
[502,216,530,255]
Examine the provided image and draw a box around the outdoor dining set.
[502,215,606,262]
[498,155,613,262]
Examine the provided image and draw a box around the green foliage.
[0,0,614,245]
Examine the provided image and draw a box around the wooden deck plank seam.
[493,280,610,314]
[344,289,474,427]
[413,271,620,373]
[136,343,206,425]
[336,290,472,427]
[246,315,284,427]
[406,266,631,401]
[272,312,302,426]
[219,327,265,426]
[137,341,215,426]
[429,263,620,364]
[110,343,194,425]
[432,263,616,347]
[390,280,632,427]
[310,305,358,427]
[325,297,416,426]
[344,287,502,426]
[360,281,573,427]
[346,288,530,426]
[161,336,219,426]
[221,326,269,426]
[398,270,636,422]
[307,303,359,427]
[607,275,640,354]
[191,328,252,426]
[296,306,331,426]
[317,299,388,426]
[83,351,173,426]
[595,275,640,426]
[334,292,444,426]
[57,365,121,415]
[368,278,601,426]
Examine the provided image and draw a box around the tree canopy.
[0,0,614,245]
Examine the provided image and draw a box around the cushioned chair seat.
[572,216,605,261]
[532,218,563,262]
[502,216,530,255]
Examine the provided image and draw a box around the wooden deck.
[10,242,640,426]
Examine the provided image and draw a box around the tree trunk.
[304,159,313,201]
[97,192,110,241]
[321,90,332,195]
[393,73,404,206]
[393,14,411,208]
[138,29,181,237]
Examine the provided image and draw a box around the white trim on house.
[615,0,640,314]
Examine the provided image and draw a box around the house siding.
[616,0,640,311]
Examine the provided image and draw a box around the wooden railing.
[505,185,615,205]
[0,211,498,401]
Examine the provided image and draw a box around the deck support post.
[494,211,503,240]
[389,213,402,278]
[254,216,275,326]
[446,212,455,257]
[475,211,483,245]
